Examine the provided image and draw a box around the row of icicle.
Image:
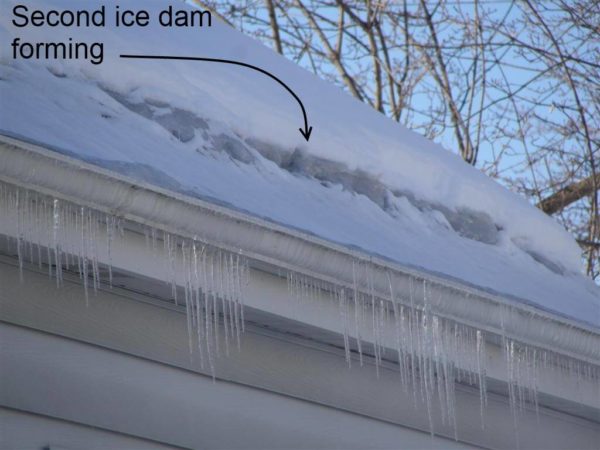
[1,180,598,443]
[288,269,599,442]
[0,181,249,376]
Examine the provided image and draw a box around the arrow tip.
[299,126,313,142]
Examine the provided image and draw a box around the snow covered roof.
[1,0,598,327]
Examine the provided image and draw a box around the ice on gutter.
[1,135,598,441]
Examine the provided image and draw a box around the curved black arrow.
[119,54,313,141]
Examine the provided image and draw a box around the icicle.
[181,240,194,358]
[476,329,487,429]
[352,260,364,366]
[15,189,24,281]
[506,339,521,449]
[387,271,406,387]
[338,287,351,367]
[80,207,89,304]
[219,251,230,356]
[164,232,178,305]
[106,216,114,288]
[52,199,62,287]
[3,180,599,442]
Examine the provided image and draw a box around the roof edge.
[1,134,598,364]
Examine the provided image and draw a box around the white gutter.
[0,134,599,365]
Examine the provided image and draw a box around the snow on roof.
[1,0,598,326]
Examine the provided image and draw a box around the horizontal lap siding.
[1,261,599,449]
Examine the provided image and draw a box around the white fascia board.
[0,133,599,367]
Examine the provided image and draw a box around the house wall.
[1,258,599,449]
[0,408,178,450]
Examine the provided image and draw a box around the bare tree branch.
[537,173,600,215]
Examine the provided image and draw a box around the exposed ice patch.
[440,207,500,245]
[102,87,209,144]
[211,133,256,164]
[244,137,504,247]
[11,71,562,276]
[80,86,508,251]
[103,86,259,164]
[512,237,566,275]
